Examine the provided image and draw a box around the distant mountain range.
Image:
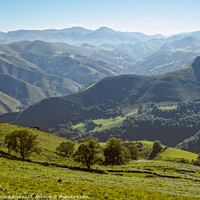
[1,27,200,114]
[0,27,166,45]
[0,40,124,114]
[1,56,200,131]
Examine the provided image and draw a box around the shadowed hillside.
[176,131,200,153]
[1,57,200,131]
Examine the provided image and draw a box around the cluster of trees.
[56,137,141,169]
[138,100,200,117]
[48,100,122,134]
[55,137,164,169]
[50,100,200,149]
[4,129,200,168]
[84,100,122,119]
[1,129,145,169]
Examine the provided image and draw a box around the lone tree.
[149,140,163,160]
[74,137,104,169]
[104,137,131,165]
[56,141,75,157]
[128,144,140,160]
[4,129,40,159]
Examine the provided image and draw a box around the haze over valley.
[1,27,200,114]
[1,1,200,199]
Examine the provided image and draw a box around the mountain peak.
[95,27,114,32]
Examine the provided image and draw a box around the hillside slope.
[0,40,127,112]
[176,131,200,154]
[0,122,68,153]
[0,74,47,106]
[0,53,81,95]
[1,57,200,130]
[130,49,200,75]
[0,123,200,199]
[0,91,21,114]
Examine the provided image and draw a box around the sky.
[1,0,200,36]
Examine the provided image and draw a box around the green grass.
[161,147,198,161]
[99,142,106,147]
[0,123,77,165]
[1,123,200,199]
[100,140,154,148]
[138,140,154,148]
[158,105,177,110]
[0,158,200,199]
[0,123,67,152]
[74,116,125,132]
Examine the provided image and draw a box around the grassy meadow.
[73,116,125,132]
[0,123,200,199]
[161,147,198,161]
[158,105,177,110]
[0,157,200,199]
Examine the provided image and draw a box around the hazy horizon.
[1,0,200,36]
[1,25,199,37]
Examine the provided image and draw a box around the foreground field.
[0,157,200,199]
[0,123,200,199]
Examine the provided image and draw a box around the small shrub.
[128,144,140,160]
[149,140,163,160]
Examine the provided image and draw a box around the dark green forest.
[54,100,200,153]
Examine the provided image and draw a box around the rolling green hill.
[0,40,126,113]
[1,56,200,131]
[0,122,72,164]
[0,53,81,97]
[1,40,121,85]
[0,73,47,106]
[161,147,198,162]
[1,36,200,114]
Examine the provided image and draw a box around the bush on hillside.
[74,137,104,169]
[56,141,75,157]
[149,140,163,160]
[104,137,131,165]
[128,144,140,160]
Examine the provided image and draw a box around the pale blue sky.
[1,0,200,35]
